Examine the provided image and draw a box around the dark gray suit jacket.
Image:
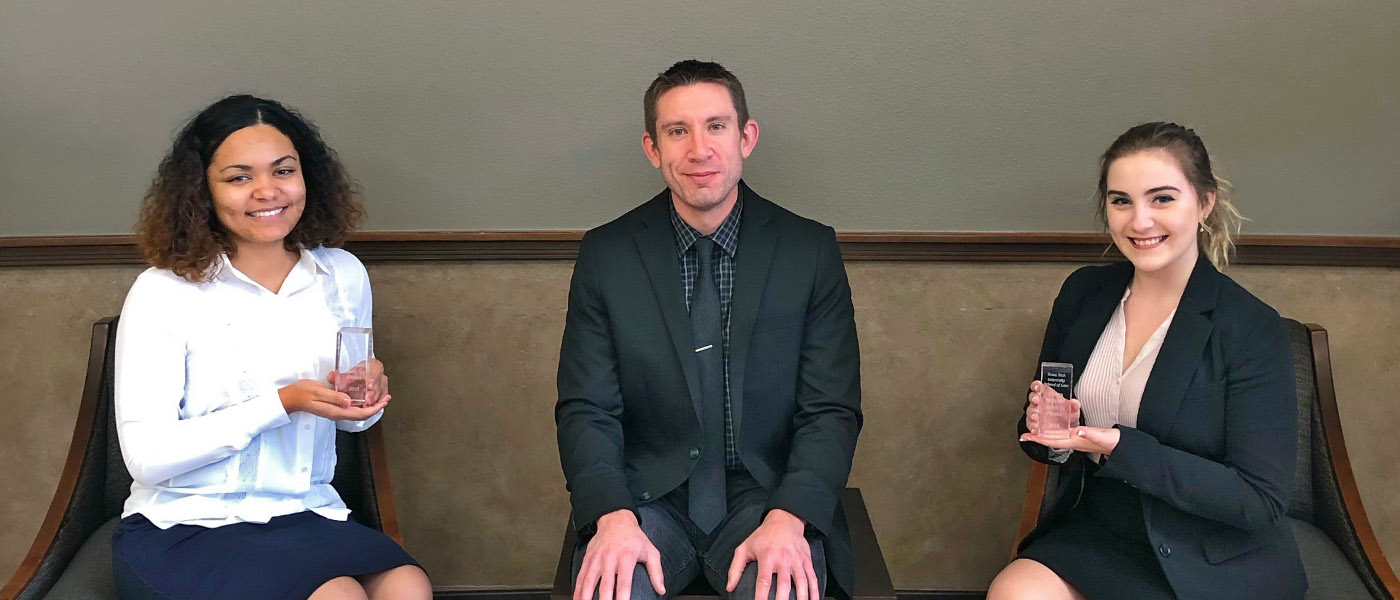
[556,182,862,593]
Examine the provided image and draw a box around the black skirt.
[1019,474,1176,600]
[112,510,419,600]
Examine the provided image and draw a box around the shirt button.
[1158,543,1172,558]
[301,467,309,473]
[303,425,311,431]
[689,448,701,459]
[639,491,652,501]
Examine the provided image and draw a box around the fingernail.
[1077,430,1085,437]
[1019,436,1027,442]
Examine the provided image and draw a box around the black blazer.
[1016,255,1305,599]
[556,183,863,592]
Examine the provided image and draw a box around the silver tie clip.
[695,344,714,352]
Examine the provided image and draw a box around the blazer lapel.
[1137,255,1219,440]
[1059,263,1132,382]
[633,191,703,419]
[727,183,778,441]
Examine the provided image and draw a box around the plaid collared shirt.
[671,195,743,470]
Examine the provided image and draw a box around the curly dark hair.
[136,94,364,282]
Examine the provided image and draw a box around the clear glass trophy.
[1037,362,1075,439]
[335,327,373,407]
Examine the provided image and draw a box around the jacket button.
[639,491,652,501]
[1158,544,1172,558]
[689,448,701,459]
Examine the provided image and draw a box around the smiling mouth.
[1128,235,1167,249]
[685,171,719,181]
[247,207,287,218]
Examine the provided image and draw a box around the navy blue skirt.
[112,511,419,600]
[1019,476,1176,600]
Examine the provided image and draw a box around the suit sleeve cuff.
[1095,425,1153,483]
[767,479,838,536]
[571,484,638,535]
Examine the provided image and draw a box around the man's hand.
[726,509,819,600]
[574,509,665,600]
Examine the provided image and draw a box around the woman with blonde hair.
[989,122,1305,599]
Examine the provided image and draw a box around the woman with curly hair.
[113,95,430,600]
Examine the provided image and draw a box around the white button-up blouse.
[114,246,383,529]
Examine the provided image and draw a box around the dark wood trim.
[347,231,585,262]
[0,318,115,600]
[366,424,404,546]
[2,232,1398,267]
[436,588,982,600]
[1306,324,1400,597]
[0,235,142,266]
[891,592,985,600]
[1011,461,1048,563]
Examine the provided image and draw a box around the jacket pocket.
[1201,529,1265,564]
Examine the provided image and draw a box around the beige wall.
[3,0,1400,235]
[2,261,1397,590]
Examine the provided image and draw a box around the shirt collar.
[670,192,743,258]
[303,246,333,276]
[215,247,325,294]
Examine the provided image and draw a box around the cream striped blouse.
[1050,287,1176,463]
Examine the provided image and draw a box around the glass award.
[1037,362,1075,440]
[335,327,373,407]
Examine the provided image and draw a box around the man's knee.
[576,567,666,600]
[725,562,828,600]
[626,567,668,600]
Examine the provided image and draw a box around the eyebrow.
[1105,185,1181,196]
[657,115,734,131]
[219,155,298,173]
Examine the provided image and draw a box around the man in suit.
[556,60,862,600]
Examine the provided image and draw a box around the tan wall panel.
[2,262,1397,590]
[367,262,574,584]
[0,265,142,584]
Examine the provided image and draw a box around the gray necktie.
[688,237,726,533]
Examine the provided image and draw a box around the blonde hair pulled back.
[1095,122,1243,268]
